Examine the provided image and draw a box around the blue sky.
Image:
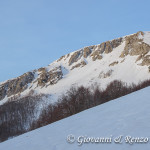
[0,0,150,82]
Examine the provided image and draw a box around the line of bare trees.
[0,93,47,142]
[31,79,150,130]
[1,79,150,142]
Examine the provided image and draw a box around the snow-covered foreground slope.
[0,87,150,150]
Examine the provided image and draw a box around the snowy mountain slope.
[1,31,150,106]
[0,86,150,150]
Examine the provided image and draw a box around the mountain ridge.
[0,31,150,105]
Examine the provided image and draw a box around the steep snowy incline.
[1,31,150,105]
[0,87,150,150]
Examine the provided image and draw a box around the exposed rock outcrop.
[148,66,150,72]
[83,47,91,58]
[120,31,150,58]
[68,51,82,66]
[104,38,123,54]
[37,66,63,87]
[140,55,150,66]
[71,61,86,70]
[120,59,125,63]
[57,55,65,62]
[0,72,35,100]
[104,41,113,54]
[1,31,150,103]
[37,68,49,87]
[136,55,143,62]
[91,51,103,61]
[38,67,46,72]
[90,38,122,61]
[130,43,150,56]
[109,61,118,66]
[99,70,113,79]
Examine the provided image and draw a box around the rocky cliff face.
[37,66,63,87]
[120,32,150,57]
[67,37,123,64]
[0,72,35,101]
[119,31,150,66]
[0,66,63,101]
[1,31,150,104]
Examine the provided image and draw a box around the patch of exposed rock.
[37,66,63,87]
[140,55,150,66]
[38,67,46,72]
[120,31,150,58]
[136,55,143,62]
[71,61,87,70]
[68,51,82,66]
[104,41,113,54]
[90,38,122,61]
[104,38,123,54]
[37,68,49,87]
[91,51,103,61]
[148,66,150,72]
[68,37,122,64]
[0,72,35,101]
[109,61,119,66]
[99,70,113,79]
[130,42,150,56]
[57,55,65,62]
[83,47,91,58]
[120,59,125,63]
